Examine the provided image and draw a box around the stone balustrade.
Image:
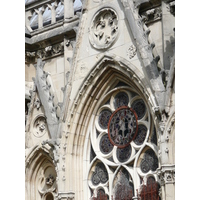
[25,0,75,32]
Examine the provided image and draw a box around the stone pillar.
[34,6,45,29]
[47,2,58,24]
[157,165,175,200]
[161,0,175,71]
[64,0,74,19]
[157,113,175,200]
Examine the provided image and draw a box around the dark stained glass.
[140,149,158,173]
[98,109,112,129]
[131,99,146,120]
[114,92,129,109]
[100,134,114,154]
[91,162,108,185]
[116,145,132,162]
[113,168,134,200]
[134,124,147,145]
[108,106,138,148]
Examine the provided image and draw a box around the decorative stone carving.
[127,45,137,59]
[25,51,36,62]
[157,165,175,185]
[52,42,64,54]
[167,1,175,16]
[141,7,162,24]
[46,174,55,186]
[89,8,119,49]
[34,98,41,110]
[44,46,53,57]
[34,42,64,60]
[33,116,47,137]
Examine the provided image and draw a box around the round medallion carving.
[89,8,119,49]
[33,116,47,137]
[108,106,138,148]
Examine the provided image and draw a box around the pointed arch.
[64,53,161,199]
[25,144,57,200]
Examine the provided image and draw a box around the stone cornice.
[25,41,65,63]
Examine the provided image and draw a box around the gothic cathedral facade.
[25,0,175,199]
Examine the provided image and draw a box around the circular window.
[134,124,147,145]
[131,99,146,120]
[98,109,112,129]
[108,106,138,148]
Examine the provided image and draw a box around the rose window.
[108,106,138,148]
[88,84,159,199]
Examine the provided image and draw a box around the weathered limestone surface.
[25,0,175,199]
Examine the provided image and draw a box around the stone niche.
[26,149,57,200]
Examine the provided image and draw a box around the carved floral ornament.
[37,165,57,199]
[33,116,47,137]
[89,8,119,49]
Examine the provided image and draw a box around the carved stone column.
[157,165,175,200]
[64,0,74,19]
[34,6,45,29]
[161,0,175,71]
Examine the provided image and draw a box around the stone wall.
[25,0,175,199]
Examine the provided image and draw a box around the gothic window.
[88,81,159,199]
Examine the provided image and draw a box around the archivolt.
[64,54,160,198]
[25,144,57,200]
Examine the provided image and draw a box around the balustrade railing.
[25,0,76,32]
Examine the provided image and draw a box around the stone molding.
[25,42,64,63]
[157,165,175,186]
[121,0,165,111]
[56,192,75,200]
[69,53,159,124]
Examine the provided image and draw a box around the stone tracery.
[89,82,159,198]
[89,8,119,49]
